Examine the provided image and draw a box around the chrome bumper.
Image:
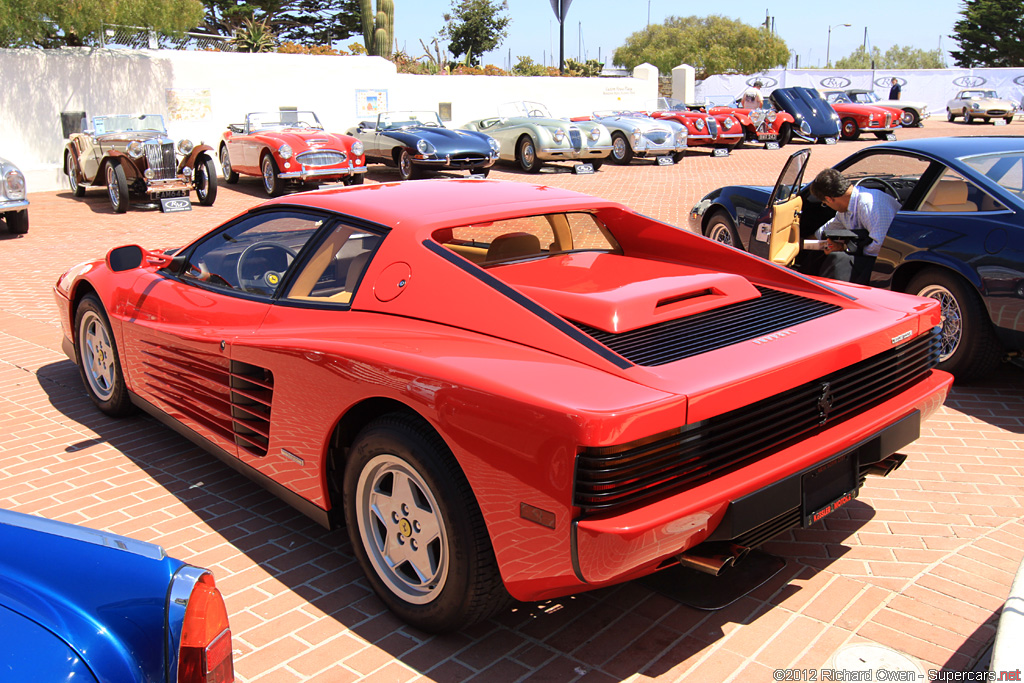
[278,165,368,180]
[0,198,29,211]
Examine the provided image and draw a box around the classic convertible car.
[346,110,498,180]
[65,114,217,213]
[1,155,28,234]
[55,179,951,632]
[707,104,797,147]
[690,137,1024,379]
[649,98,745,152]
[461,102,612,172]
[220,110,366,196]
[946,89,1018,124]
[0,508,233,682]
[822,91,902,141]
[573,111,686,164]
[769,87,842,143]
[844,89,929,127]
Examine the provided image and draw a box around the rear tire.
[343,414,510,633]
[946,109,956,122]
[901,109,920,127]
[907,269,1002,380]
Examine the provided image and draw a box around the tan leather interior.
[769,195,801,266]
[921,179,977,212]
[486,232,541,261]
[288,228,349,298]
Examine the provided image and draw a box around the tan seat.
[920,180,977,212]
[486,232,541,261]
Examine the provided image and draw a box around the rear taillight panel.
[168,566,234,683]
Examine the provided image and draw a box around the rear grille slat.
[573,328,940,511]
[575,287,840,366]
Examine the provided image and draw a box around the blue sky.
[389,0,965,71]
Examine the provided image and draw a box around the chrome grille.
[569,128,582,150]
[296,150,346,167]
[645,130,671,145]
[144,140,176,180]
[884,113,892,127]
[573,328,941,511]
[706,117,718,138]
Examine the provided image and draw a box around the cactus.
[360,0,393,58]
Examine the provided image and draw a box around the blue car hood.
[771,87,841,137]
[385,126,493,154]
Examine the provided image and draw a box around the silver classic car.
[64,114,217,213]
[461,102,612,173]
[584,111,686,165]
[1,156,28,234]
[947,89,1018,124]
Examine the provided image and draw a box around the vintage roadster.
[707,103,797,147]
[1,155,29,234]
[55,178,950,632]
[946,89,1018,124]
[648,98,744,152]
[844,89,929,127]
[461,102,612,172]
[822,91,903,141]
[346,110,498,180]
[64,114,216,213]
[220,110,366,196]
[572,111,686,164]
[768,87,842,143]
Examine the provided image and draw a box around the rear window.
[960,151,1024,203]
[435,212,618,265]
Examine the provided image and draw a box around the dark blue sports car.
[769,87,842,143]
[0,508,234,682]
[347,110,499,180]
[690,136,1024,380]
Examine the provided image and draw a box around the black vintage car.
[347,110,499,181]
[769,87,842,143]
[690,137,1024,380]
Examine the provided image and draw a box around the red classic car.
[822,91,903,141]
[649,98,744,152]
[54,179,951,633]
[708,104,798,147]
[219,110,366,196]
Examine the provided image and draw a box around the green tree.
[440,0,511,67]
[612,15,789,79]
[0,0,203,48]
[197,0,360,47]
[951,0,1024,67]
[834,44,945,69]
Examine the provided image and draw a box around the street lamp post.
[826,23,851,67]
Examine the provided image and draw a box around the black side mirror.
[106,244,144,272]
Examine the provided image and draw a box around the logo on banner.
[875,76,906,87]
[953,75,987,87]
[820,76,852,89]
[748,76,779,88]
[1014,75,1024,87]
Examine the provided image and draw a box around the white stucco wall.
[0,48,658,191]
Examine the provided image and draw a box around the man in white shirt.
[808,168,900,285]
[737,81,764,109]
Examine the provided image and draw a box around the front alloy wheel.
[261,154,283,196]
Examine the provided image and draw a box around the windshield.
[593,110,647,119]
[498,102,552,118]
[93,114,166,135]
[962,90,999,99]
[960,151,1024,202]
[654,97,689,112]
[826,92,852,104]
[377,111,443,129]
[851,92,881,104]
[246,111,322,131]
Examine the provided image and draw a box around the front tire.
[1006,116,1014,125]
[964,110,974,124]
[840,118,860,140]
[261,154,283,196]
[704,209,741,248]
[610,132,634,165]
[874,132,891,140]
[106,160,129,213]
[220,146,239,184]
[194,155,218,206]
[5,210,28,234]
[66,152,86,197]
[75,294,135,416]
[343,174,365,186]
[671,150,686,163]
[908,269,1002,380]
[343,414,509,632]
[397,149,419,181]
[516,136,541,173]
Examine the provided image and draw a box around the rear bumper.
[569,369,951,588]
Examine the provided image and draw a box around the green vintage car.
[460,102,612,173]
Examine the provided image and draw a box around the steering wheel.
[529,109,545,117]
[236,241,299,294]
[855,176,901,201]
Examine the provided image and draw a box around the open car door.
[749,148,810,266]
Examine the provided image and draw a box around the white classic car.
[946,89,1018,124]
[1,155,29,234]
[580,111,687,165]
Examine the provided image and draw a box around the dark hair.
[809,168,850,200]
[753,80,763,87]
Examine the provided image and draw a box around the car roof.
[260,179,624,234]
[875,136,1024,158]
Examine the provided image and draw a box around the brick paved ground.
[2,120,1022,682]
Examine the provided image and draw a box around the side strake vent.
[573,286,841,366]
[573,328,940,512]
[138,343,273,457]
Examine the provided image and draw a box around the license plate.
[885,133,898,140]
[159,197,192,213]
[656,155,674,166]
[712,147,730,157]
[994,118,1008,126]
[802,451,857,526]
[764,141,780,150]
[824,137,838,145]
[574,163,595,174]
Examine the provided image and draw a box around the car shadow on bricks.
[27,357,929,682]
[942,364,1024,435]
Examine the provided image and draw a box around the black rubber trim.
[569,520,586,583]
[423,240,632,369]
